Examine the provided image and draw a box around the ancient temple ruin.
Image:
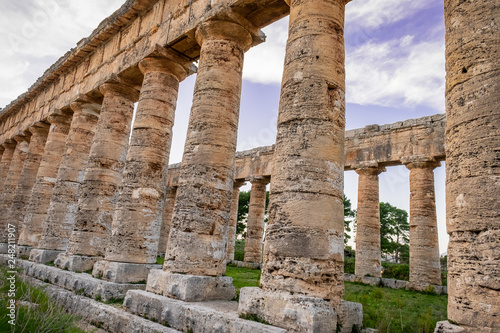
[0,0,498,332]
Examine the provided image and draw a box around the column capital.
[47,108,74,126]
[1,139,16,149]
[405,159,440,170]
[195,20,253,51]
[233,179,246,189]
[355,165,386,176]
[99,82,140,101]
[249,176,271,186]
[139,56,191,81]
[13,132,31,143]
[28,122,51,135]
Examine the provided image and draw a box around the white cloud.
[345,36,445,111]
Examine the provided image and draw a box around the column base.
[17,245,33,259]
[146,269,236,302]
[238,287,363,333]
[0,243,8,254]
[54,253,102,272]
[434,321,465,332]
[93,260,162,283]
[29,249,64,264]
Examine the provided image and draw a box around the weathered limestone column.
[55,83,138,272]
[31,100,100,264]
[354,166,384,278]
[405,161,441,288]
[0,141,16,193]
[95,55,192,283]
[0,134,30,251]
[244,177,269,263]
[9,123,51,256]
[18,111,73,254]
[146,19,255,301]
[238,0,348,330]
[444,0,500,330]
[227,179,245,261]
[157,186,177,257]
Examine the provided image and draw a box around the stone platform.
[344,273,447,295]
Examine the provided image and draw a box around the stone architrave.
[55,83,138,272]
[244,177,269,263]
[227,179,246,261]
[31,100,101,264]
[238,0,348,330]
[158,186,177,257]
[0,134,31,248]
[8,123,51,255]
[146,19,254,301]
[354,166,385,278]
[18,110,73,251]
[97,55,192,284]
[444,0,500,330]
[406,160,441,288]
[0,141,16,194]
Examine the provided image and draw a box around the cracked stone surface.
[244,178,268,263]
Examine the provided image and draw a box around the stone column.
[405,161,441,288]
[444,0,500,329]
[354,166,384,278]
[0,141,16,194]
[244,177,269,263]
[18,111,73,254]
[9,123,51,257]
[0,134,30,251]
[55,83,138,272]
[146,19,254,302]
[238,0,347,330]
[95,56,191,283]
[227,179,245,261]
[31,100,100,264]
[157,186,177,258]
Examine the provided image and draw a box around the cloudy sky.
[0,0,448,253]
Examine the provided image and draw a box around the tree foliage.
[236,190,269,237]
[379,202,409,264]
[344,196,356,244]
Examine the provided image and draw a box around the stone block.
[17,245,33,258]
[359,276,381,286]
[343,273,356,282]
[238,287,337,332]
[380,278,397,289]
[0,243,8,254]
[93,260,161,283]
[29,249,63,264]
[146,269,236,301]
[125,289,286,333]
[434,321,465,333]
[338,301,363,333]
[55,253,102,272]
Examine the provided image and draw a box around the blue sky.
[0,0,448,253]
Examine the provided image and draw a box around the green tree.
[344,196,356,244]
[379,202,409,263]
[236,190,270,238]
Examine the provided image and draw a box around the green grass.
[156,256,165,265]
[234,239,245,261]
[0,267,86,333]
[228,265,447,333]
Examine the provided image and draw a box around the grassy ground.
[227,266,447,333]
[234,239,245,262]
[0,267,85,333]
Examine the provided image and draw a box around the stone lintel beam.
[354,165,385,278]
[227,179,247,261]
[244,176,270,264]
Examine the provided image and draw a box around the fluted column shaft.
[355,166,384,277]
[0,135,31,243]
[66,83,138,258]
[244,178,268,263]
[38,101,100,251]
[444,0,500,330]
[158,186,177,257]
[406,161,441,286]
[260,0,346,306]
[0,142,16,193]
[164,20,253,276]
[18,112,73,247]
[105,57,189,264]
[227,180,245,260]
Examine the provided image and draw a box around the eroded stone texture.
[227,180,245,260]
[18,111,73,248]
[158,186,177,257]
[354,166,384,278]
[38,100,100,252]
[0,134,30,244]
[444,0,500,330]
[406,161,441,287]
[163,20,253,277]
[244,177,269,263]
[9,123,50,245]
[259,0,347,307]
[64,83,138,262]
[0,141,16,195]
[105,56,190,267]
